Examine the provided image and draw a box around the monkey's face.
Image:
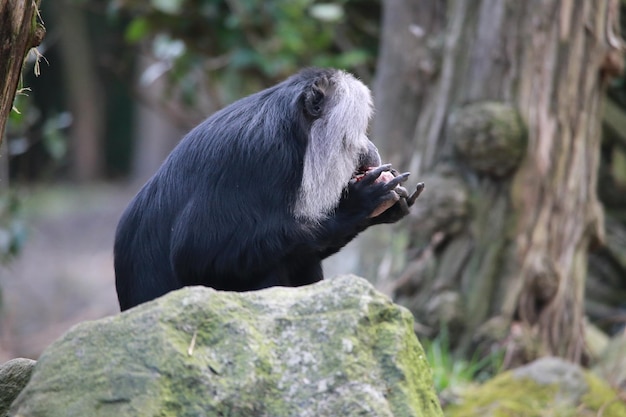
[294,69,382,222]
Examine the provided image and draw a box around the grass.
[421,327,503,394]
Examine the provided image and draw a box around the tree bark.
[0,0,45,143]
[373,0,622,365]
[131,54,189,184]
[372,0,445,170]
[49,0,104,181]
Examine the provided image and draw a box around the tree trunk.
[373,0,622,365]
[131,54,188,184]
[49,0,104,181]
[372,0,445,170]
[0,0,45,143]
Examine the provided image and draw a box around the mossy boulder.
[445,357,626,417]
[10,275,442,417]
[0,358,36,417]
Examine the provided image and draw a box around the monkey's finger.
[395,186,409,198]
[396,197,410,216]
[406,182,425,206]
[384,172,410,190]
[377,196,410,222]
[361,164,392,185]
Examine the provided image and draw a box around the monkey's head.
[293,69,381,221]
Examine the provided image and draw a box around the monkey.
[114,68,423,311]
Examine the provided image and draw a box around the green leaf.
[337,50,370,68]
[125,18,151,43]
[0,192,26,263]
[42,114,69,161]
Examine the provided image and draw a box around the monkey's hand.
[369,168,425,225]
[344,164,408,220]
[367,170,402,217]
[317,166,421,260]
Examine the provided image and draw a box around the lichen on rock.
[0,358,36,417]
[445,357,626,417]
[9,275,442,417]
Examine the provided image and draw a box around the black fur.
[114,68,406,311]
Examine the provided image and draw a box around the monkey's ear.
[303,76,330,119]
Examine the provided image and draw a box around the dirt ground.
[0,183,360,361]
[0,184,136,361]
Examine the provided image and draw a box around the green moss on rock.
[445,357,626,417]
[10,275,442,417]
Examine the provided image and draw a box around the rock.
[9,275,442,417]
[594,330,626,391]
[511,357,588,403]
[445,357,626,417]
[0,358,36,417]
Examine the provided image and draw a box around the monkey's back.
[114,80,310,310]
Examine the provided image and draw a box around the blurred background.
[1,0,626,397]
[0,0,382,361]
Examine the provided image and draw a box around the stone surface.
[10,275,442,417]
[445,357,626,417]
[0,358,36,417]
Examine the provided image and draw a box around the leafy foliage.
[0,191,27,263]
[111,0,379,106]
